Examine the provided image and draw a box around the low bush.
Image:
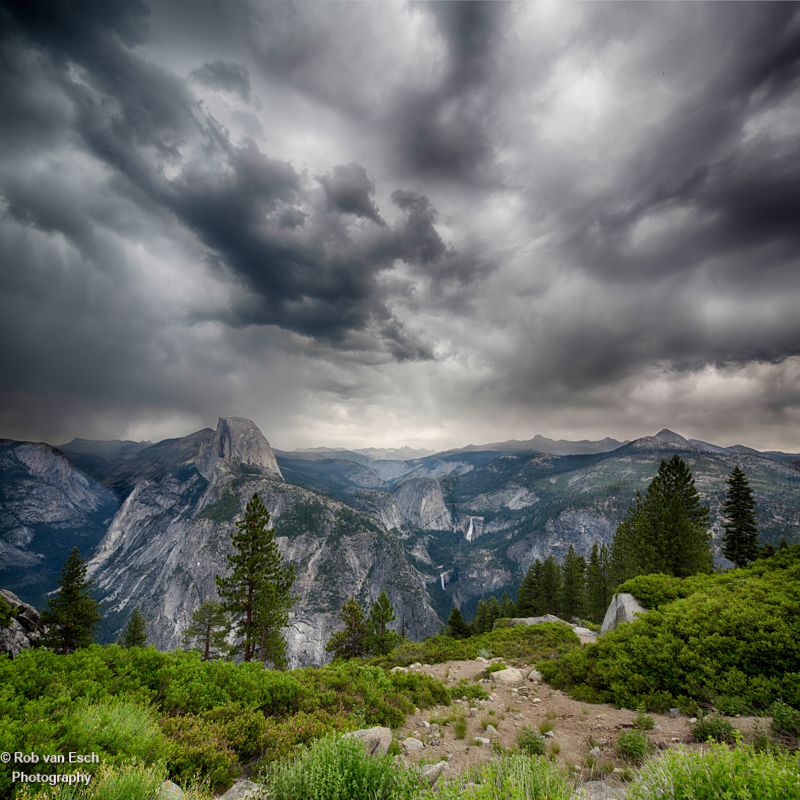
[626,744,800,800]
[436,752,573,800]
[261,733,427,800]
[372,623,580,669]
[616,730,655,764]
[770,699,800,738]
[713,694,751,716]
[633,707,655,730]
[485,663,507,674]
[518,726,546,756]
[448,679,489,702]
[690,714,737,744]
[537,547,800,711]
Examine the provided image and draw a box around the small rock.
[403,737,424,752]
[422,720,431,728]
[532,698,542,704]
[653,723,661,730]
[689,717,697,724]
[390,666,408,674]
[219,780,262,800]
[485,724,497,735]
[158,782,184,800]
[528,669,543,682]
[476,656,488,664]
[669,708,680,718]
[596,713,609,719]
[344,727,393,757]
[475,737,491,745]
[421,762,447,787]
[544,730,555,738]
[588,747,601,757]
[490,667,525,686]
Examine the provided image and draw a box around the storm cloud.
[1,1,799,452]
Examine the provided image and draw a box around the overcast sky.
[2,1,800,453]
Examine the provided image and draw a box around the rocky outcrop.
[0,588,40,657]
[508,511,615,572]
[393,478,452,531]
[600,593,647,634]
[196,417,282,482]
[87,466,440,667]
[0,440,120,604]
[344,726,392,756]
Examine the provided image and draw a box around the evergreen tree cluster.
[610,455,713,584]
[446,591,517,639]
[515,542,612,625]
[325,591,402,660]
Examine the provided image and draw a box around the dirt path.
[394,656,764,795]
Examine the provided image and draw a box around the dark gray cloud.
[1,1,800,451]
[190,60,251,101]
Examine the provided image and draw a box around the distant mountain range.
[2,423,798,666]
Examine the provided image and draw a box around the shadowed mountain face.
[0,440,121,608]
[4,422,799,666]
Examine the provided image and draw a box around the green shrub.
[160,714,240,789]
[518,726,546,756]
[435,752,573,800]
[713,694,752,716]
[690,714,737,744]
[633,707,655,730]
[615,574,692,610]
[476,648,493,659]
[261,733,427,800]
[537,548,800,711]
[769,700,800,738]
[627,744,800,800]
[485,663,507,674]
[616,730,655,764]
[448,679,489,702]
[453,711,467,740]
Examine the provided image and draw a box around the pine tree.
[516,561,540,616]
[610,455,712,582]
[473,599,491,634]
[365,591,401,656]
[759,541,777,559]
[486,596,501,631]
[447,607,470,639]
[215,493,296,663]
[720,466,760,569]
[778,535,788,550]
[586,543,611,623]
[500,591,516,619]
[119,607,147,648]
[559,545,586,620]
[325,596,369,660]
[539,556,561,616]
[182,600,234,661]
[39,547,102,655]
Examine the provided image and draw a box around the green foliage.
[586,542,612,624]
[181,599,235,661]
[626,744,800,800]
[537,547,800,712]
[197,489,241,523]
[0,644,454,796]
[515,561,541,617]
[365,591,402,656]
[262,733,428,800]
[616,729,655,764]
[500,591,516,619]
[326,596,369,660]
[448,607,470,639]
[691,714,737,744]
[448,679,489,702]
[518,726,546,756]
[721,465,761,568]
[39,547,102,654]
[611,455,712,584]
[634,707,655,730]
[713,694,752,716]
[453,712,467,740]
[118,607,147,648]
[436,752,573,800]
[373,621,580,669]
[0,595,17,628]
[215,493,296,665]
[615,573,692,609]
[559,544,587,619]
[769,700,800,738]
[485,662,507,673]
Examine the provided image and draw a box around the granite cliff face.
[0,440,120,606]
[196,417,282,483]
[393,478,452,531]
[86,418,439,666]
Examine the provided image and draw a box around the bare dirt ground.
[394,653,766,796]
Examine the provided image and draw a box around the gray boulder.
[219,780,263,799]
[0,589,40,658]
[344,726,393,757]
[421,762,447,787]
[600,593,647,634]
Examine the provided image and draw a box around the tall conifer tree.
[559,545,586,620]
[539,556,561,616]
[40,547,102,655]
[720,465,760,568]
[215,493,296,664]
[500,591,516,618]
[447,607,470,639]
